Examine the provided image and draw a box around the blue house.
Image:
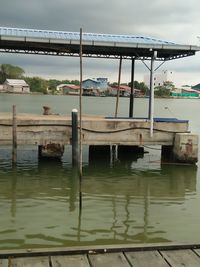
[82,78,108,92]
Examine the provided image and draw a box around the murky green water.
[0,94,200,249]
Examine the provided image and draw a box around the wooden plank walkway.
[1,243,200,266]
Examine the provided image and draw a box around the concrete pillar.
[148,51,157,137]
[129,58,135,118]
[173,133,198,164]
[38,143,64,159]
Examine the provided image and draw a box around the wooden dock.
[0,112,189,146]
[1,243,200,266]
[0,112,198,163]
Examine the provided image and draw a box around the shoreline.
[0,91,200,99]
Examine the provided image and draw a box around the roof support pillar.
[129,58,135,118]
[148,51,157,137]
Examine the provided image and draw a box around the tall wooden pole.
[115,56,122,117]
[79,28,83,210]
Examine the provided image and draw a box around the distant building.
[82,78,108,91]
[192,83,200,90]
[3,79,30,93]
[56,84,79,95]
[0,85,4,92]
[109,85,130,97]
[109,85,141,97]
[144,70,174,88]
[171,87,200,97]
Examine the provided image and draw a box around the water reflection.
[0,148,198,249]
[83,162,197,198]
[80,163,197,244]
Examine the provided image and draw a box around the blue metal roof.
[0,26,175,45]
[0,26,199,60]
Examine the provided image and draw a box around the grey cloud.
[0,0,199,86]
[0,0,199,39]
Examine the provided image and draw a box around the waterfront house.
[56,84,79,95]
[109,85,130,97]
[0,85,4,92]
[109,85,141,97]
[82,78,108,95]
[3,79,30,93]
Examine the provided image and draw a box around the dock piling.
[72,109,79,166]
[110,145,118,166]
[12,105,17,164]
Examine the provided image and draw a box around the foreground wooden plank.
[1,242,200,258]
[161,249,200,267]
[51,255,90,267]
[88,252,130,267]
[125,250,170,267]
[0,259,8,267]
[11,256,49,267]
[194,248,200,256]
[0,242,200,258]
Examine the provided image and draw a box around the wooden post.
[12,105,17,164]
[72,109,78,166]
[115,56,122,117]
[110,145,118,165]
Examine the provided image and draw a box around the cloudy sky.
[0,0,200,86]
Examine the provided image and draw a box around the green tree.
[48,79,61,91]
[154,81,175,97]
[154,86,171,97]
[47,79,80,93]
[25,77,48,94]
[0,64,25,83]
[162,81,175,91]
[109,82,118,86]
[128,81,148,95]
[70,80,80,85]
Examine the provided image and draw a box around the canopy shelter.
[0,26,199,129]
[0,27,198,60]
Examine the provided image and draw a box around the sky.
[0,0,200,87]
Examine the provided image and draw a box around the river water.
[0,94,200,250]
